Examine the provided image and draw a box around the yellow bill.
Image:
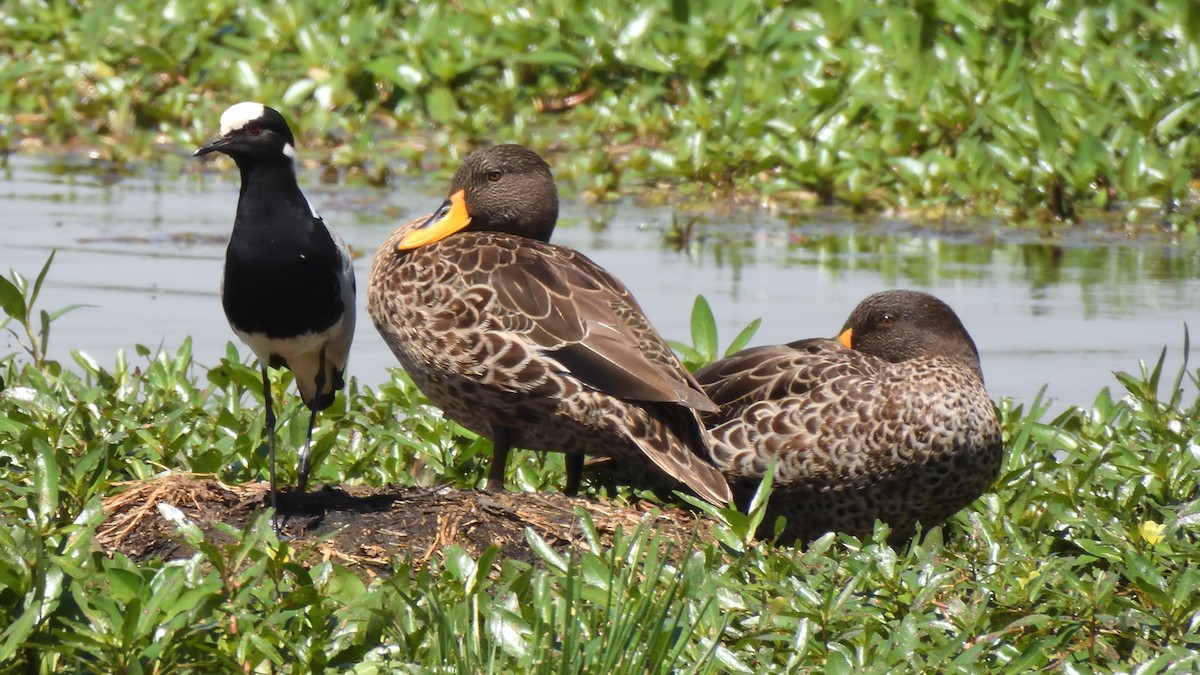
[397,190,472,250]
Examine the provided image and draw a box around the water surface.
[4,154,1198,412]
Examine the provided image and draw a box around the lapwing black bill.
[194,102,356,524]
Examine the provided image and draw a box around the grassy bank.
[3,0,1200,224]
[1,260,1199,671]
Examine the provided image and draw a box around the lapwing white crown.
[194,102,356,519]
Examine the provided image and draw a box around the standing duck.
[694,290,1003,543]
[367,144,731,505]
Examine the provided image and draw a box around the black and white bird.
[194,102,356,516]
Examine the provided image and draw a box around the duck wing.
[484,238,718,412]
[695,338,884,421]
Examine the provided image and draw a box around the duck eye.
[486,170,502,182]
[246,123,262,135]
[879,313,894,327]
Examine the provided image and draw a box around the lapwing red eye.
[486,170,502,182]
[246,123,262,135]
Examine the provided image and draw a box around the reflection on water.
[3,154,1198,412]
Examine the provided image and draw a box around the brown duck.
[367,144,731,505]
[694,290,1003,543]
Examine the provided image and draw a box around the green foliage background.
[4,0,1200,222]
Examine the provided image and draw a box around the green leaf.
[157,502,205,544]
[622,49,674,74]
[33,440,59,529]
[0,564,63,661]
[487,606,530,659]
[131,44,174,71]
[70,350,100,375]
[469,545,500,595]
[365,58,425,91]
[425,87,459,125]
[689,295,717,363]
[670,0,690,23]
[1074,538,1123,563]
[233,61,260,90]
[724,318,761,357]
[0,275,25,320]
[0,602,38,662]
[36,567,64,626]
[1031,97,1058,156]
[29,249,56,313]
[38,309,51,359]
[1171,568,1200,612]
[1123,550,1169,605]
[524,528,567,574]
[745,455,777,539]
[825,646,854,675]
[667,340,702,368]
[107,568,145,603]
[443,545,475,583]
[573,507,602,554]
[513,51,583,69]
[282,79,318,107]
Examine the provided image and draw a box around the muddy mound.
[97,474,713,570]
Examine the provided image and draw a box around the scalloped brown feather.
[369,218,731,505]
[693,291,1003,544]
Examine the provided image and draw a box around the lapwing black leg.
[297,349,326,494]
[486,427,513,492]
[564,452,583,496]
[261,365,279,531]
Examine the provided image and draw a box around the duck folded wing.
[486,242,717,412]
[695,338,884,420]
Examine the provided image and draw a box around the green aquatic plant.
[4,0,1200,221]
[670,294,761,372]
[0,251,87,371]
[380,520,730,672]
[1,304,1199,669]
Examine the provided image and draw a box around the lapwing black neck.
[222,156,344,340]
[230,157,314,240]
[235,155,301,202]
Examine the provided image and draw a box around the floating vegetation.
[3,0,1200,225]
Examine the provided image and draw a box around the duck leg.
[564,452,583,496]
[487,427,513,491]
[297,348,326,494]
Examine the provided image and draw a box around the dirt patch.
[97,474,713,571]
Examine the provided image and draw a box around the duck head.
[838,289,983,377]
[398,144,559,250]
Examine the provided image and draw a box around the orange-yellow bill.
[397,190,472,250]
[838,327,853,349]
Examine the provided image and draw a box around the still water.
[4,154,1198,412]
